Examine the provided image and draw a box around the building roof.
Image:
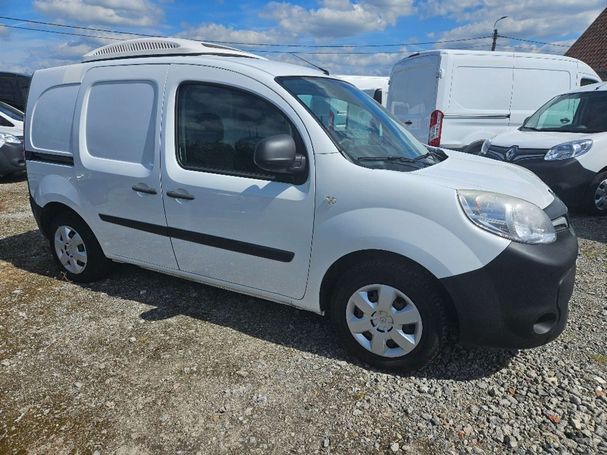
[566,8,607,80]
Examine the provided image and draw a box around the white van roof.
[394,49,593,70]
[67,38,332,80]
[399,49,583,61]
[82,37,265,62]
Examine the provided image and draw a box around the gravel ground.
[1,176,606,454]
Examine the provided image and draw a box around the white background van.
[387,50,601,153]
[336,75,389,107]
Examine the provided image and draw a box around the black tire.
[584,171,607,216]
[329,259,449,372]
[48,211,112,282]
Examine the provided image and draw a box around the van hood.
[490,128,595,149]
[414,150,554,209]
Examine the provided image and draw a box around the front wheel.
[585,171,607,215]
[329,259,449,371]
[49,212,111,282]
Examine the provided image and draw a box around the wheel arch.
[319,249,459,336]
[39,202,87,239]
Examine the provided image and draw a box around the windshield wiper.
[356,155,427,163]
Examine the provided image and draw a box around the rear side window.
[85,81,156,167]
[176,82,305,181]
[31,84,79,153]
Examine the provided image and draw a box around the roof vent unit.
[82,38,264,62]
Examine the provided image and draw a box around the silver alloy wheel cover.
[595,178,607,211]
[346,284,423,358]
[54,225,88,274]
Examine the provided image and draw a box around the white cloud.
[278,48,407,75]
[179,23,284,45]
[262,0,414,38]
[421,1,603,46]
[33,0,164,27]
[0,25,9,37]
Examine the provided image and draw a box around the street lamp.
[492,16,508,51]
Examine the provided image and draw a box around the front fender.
[302,203,510,313]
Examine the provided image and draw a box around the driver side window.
[176,82,306,181]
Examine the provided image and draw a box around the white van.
[480,82,607,214]
[387,50,601,153]
[26,38,577,371]
[336,75,389,107]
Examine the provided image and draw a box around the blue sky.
[0,1,604,75]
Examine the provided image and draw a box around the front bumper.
[519,159,595,208]
[0,141,26,176]
[440,225,578,349]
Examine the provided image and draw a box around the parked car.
[25,38,577,371]
[0,132,25,178]
[0,72,31,112]
[480,82,607,215]
[387,50,600,153]
[336,75,389,107]
[0,100,24,137]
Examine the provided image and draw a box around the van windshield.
[521,91,607,133]
[277,76,444,170]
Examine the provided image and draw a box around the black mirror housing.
[254,134,297,173]
[373,88,383,104]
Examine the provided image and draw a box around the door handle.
[132,183,157,195]
[404,121,413,125]
[166,190,195,200]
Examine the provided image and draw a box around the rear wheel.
[49,212,111,282]
[585,171,607,215]
[330,259,449,371]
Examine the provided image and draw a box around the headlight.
[544,139,592,161]
[0,133,21,147]
[458,190,556,244]
[479,139,490,156]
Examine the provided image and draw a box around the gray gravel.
[1,176,606,454]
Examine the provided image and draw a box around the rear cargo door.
[388,56,439,143]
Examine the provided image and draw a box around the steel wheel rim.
[346,284,423,358]
[54,225,87,274]
[594,179,607,211]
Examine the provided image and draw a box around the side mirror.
[373,88,383,104]
[254,134,297,173]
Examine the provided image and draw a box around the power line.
[0,23,123,41]
[0,15,158,38]
[0,15,573,54]
[0,21,491,54]
[0,15,493,48]
[498,35,571,48]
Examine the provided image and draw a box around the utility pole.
[492,16,508,51]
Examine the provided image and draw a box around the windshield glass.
[278,77,442,169]
[522,91,607,133]
[0,101,24,122]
